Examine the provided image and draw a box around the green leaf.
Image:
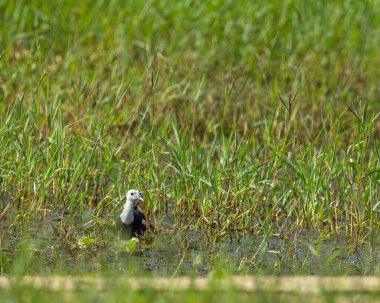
[78,237,95,247]
[125,237,139,253]
[142,244,154,251]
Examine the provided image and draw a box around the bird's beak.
[137,195,144,202]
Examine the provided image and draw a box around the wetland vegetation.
[1,0,380,301]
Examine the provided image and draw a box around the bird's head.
[126,189,144,205]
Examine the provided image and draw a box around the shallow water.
[0,207,379,276]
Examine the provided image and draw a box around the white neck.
[120,199,134,224]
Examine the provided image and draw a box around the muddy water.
[0,208,379,276]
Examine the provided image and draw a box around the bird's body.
[117,189,147,239]
[131,207,147,236]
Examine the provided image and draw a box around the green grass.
[2,289,380,303]
[3,276,380,303]
[0,0,380,286]
[3,285,378,303]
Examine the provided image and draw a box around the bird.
[116,189,147,239]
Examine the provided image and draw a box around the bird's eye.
[131,192,134,196]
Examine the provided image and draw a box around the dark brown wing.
[132,209,147,236]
